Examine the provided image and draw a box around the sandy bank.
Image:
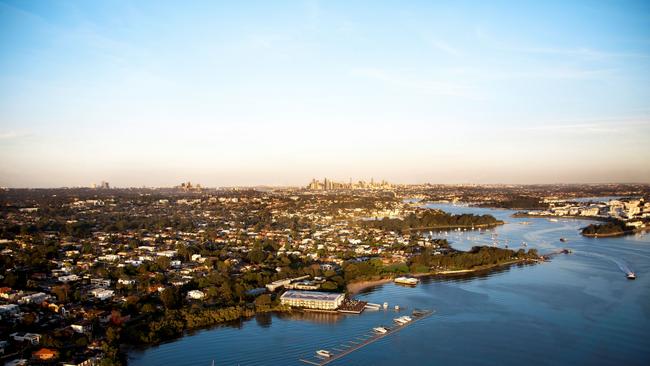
[346,278,394,296]
[346,259,534,296]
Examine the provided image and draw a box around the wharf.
[299,309,433,365]
[539,248,572,261]
[337,299,367,314]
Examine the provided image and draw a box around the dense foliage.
[124,306,257,345]
[410,246,538,271]
[363,209,503,232]
[342,245,538,282]
[478,196,548,210]
[581,221,628,236]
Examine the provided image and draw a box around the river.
[129,203,650,365]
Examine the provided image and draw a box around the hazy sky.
[1,0,650,187]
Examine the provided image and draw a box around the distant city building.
[306,178,392,190]
[92,181,110,189]
[177,181,202,190]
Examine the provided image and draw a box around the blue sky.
[1,0,649,187]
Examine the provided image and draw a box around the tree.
[160,287,181,309]
[254,294,272,311]
[248,249,266,264]
[321,281,338,291]
[52,284,70,303]
[22,312,37,326]
[218,282,233,304]
[156,256,171,270]
[142,303,156,314]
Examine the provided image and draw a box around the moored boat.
[365,303,381,310]
[393,315,412,324]
[394,277,419,286]
[373,326,388,334]
[316,350,332,358]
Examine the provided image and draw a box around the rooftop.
[280,290,344,301]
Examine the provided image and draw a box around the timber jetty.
[299,309,434,365]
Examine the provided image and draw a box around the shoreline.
[405,222,504,232]
[346,278,395,295]
[346,258,534,295]
[511,213,611,222]
[582,227,648,238]
[511,212,648,238]
[582,231,628,238]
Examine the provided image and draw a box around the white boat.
[394,305,400,310]
[383,302,388,309]
[365,303,381,310]
[373,326,388,334]
[549,218,559,222]
[393,315,412,324]
[316,350,332,358]
[627,272,636,280]
[394,277,419,285]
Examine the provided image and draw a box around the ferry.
[627,272,636,280]
[373,326,388,334]
[394,277,419,286]
[316,350,332,358]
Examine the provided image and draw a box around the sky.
[1,0,649,187]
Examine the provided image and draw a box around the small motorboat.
[560,238,567,242]
[316,350,332,358]
[393,315,412,324]
[373,326,388,334]
[627,272,636,280]
[394,277,419,285]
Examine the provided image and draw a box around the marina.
[337,299,368,314]
[299,309,434,366]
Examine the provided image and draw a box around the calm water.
[129,204,650,365]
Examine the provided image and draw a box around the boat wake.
[576,251,634,277]
[522,225,574,243]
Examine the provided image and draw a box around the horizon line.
[3,182,650,190]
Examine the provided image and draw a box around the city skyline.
[1,0,650,187]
